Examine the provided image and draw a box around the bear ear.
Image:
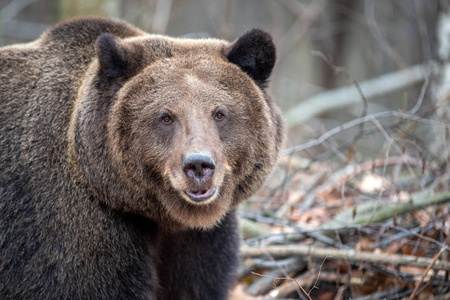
[227,28,276,83]
[95,33,140,79]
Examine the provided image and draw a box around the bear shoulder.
[40,17,145,48]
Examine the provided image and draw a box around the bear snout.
[182,151,215,183]
[181,151,219,202]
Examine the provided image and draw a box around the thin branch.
[310,50,369,144]
[310,50,368,120]
[408,247,448,300]
[251,271,312,300]
[368,116,421,187]
[241,245,450,271]
[308,256,328,295]
[282,110,450,156]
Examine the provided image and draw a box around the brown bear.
[0,17,284,299]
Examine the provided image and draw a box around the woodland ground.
[232,78,450,299]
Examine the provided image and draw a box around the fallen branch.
[240,245,450,271]
[284,62,439,129]
[323,190,450,230]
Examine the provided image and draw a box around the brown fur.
[0,17,284,299]
[68,26,284,231]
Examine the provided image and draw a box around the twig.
[257,249,306,298]
[246,257,305,296]
[282,109,450,156]
[368,116,421,187]
[241,245,450,271]
[310,50,367,107]
[251,271,312,300]
[267,272,316,299]
[409,247,448,300]
[310,50,368,122]
[308,256,328,295]
[372,223,435,249]
[247,269,284,296]
[389,224,447,250]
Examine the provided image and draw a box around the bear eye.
[214,110,227,121]
[160,114,173,124]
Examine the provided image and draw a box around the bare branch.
[282,109,450,156]
[285,62,438,129]
[323,190,450,234]
[241,245,450,271]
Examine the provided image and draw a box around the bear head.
[69,29,284,231]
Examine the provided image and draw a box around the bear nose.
[183,151,215,183]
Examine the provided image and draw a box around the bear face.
[69,29,284,231]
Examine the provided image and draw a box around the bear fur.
[0,17,285,299]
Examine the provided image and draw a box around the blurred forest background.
[0,0,441,134]
[1,0,450,299]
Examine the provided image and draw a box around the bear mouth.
[185,187,217,203]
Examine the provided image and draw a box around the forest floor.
[231,112,450,300]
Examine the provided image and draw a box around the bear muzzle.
[182,151,217,202]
